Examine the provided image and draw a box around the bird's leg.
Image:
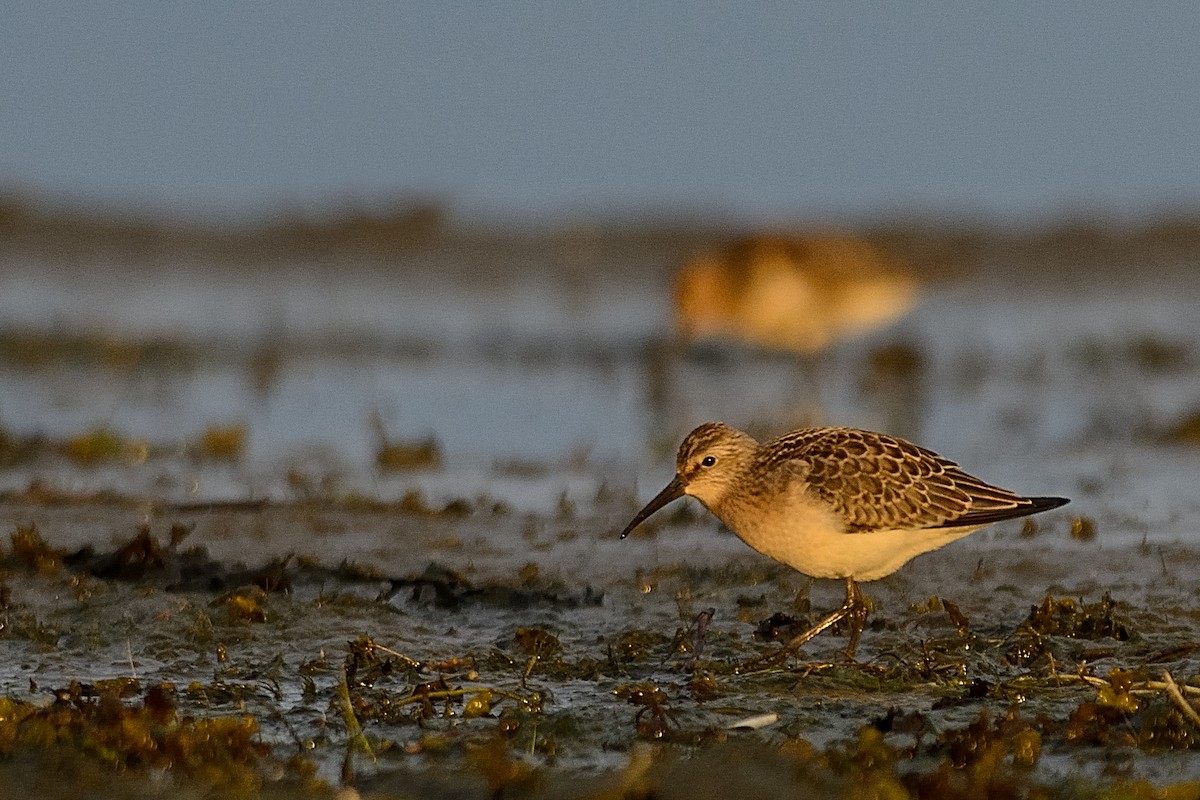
[742,576,866,669]
[841,577,869,661]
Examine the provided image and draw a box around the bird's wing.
[759,428,1038,532]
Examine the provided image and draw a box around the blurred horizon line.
[5,183,1200,231]
[4,186,1200,282]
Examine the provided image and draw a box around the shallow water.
[2,251,1200,795]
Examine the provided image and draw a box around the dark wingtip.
[935,494,1070,528]
[1028,496,1070,512]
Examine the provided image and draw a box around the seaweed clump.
[0,682,307,795]
[1024,593,1129,640]
[1064,669,1200,751]
[613,682,673,740]
[7,524,66,575]
[1006,593,1130,667]
[340,636,539,728]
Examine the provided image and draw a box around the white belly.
[722,500,980,581]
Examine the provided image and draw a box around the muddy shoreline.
[0,490,1198,797]
[3,202,1200,796]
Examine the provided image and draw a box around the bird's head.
[619,422,758,538]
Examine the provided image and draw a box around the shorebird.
[620,422,1068,662]
[674,234,917,354]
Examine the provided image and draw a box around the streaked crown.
[675,422,759,507]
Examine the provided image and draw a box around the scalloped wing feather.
[758,428,1036,532]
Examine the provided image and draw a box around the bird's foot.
[738,643,800,672]
[738,606,853,672]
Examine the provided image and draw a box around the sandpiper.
[674,234,917,354]
[620,422,1068,661]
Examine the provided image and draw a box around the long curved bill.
[620,474,686,539]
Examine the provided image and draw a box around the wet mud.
[2,212,1200,797]
[1,478,1198,798]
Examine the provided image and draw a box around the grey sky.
[3,3,1199,220]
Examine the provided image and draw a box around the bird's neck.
[704,471,764,535]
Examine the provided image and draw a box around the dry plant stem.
[398,687,534,709]
[522,655,539,686]
[687,607,716,670]
[1161,670,1200,730]
[369,642,422,669]
[337,665,377,763]
[1028,671,1200,699]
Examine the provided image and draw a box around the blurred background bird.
[674,233,918,355]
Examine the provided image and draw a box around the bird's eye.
[701,455,717,467]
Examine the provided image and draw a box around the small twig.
[1144,643,1200,664]
[662,605,702,667]
[126,639,138,681]
[337,663,376,787]
[1161,671,1200,730]
[400,686,535,709]
[521,654,539,686]
[1042,651,1062,688]
[688,608,716,670]
[369,642,422,669]
[1015,671,1200,698]
[1130,676,1199,697]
